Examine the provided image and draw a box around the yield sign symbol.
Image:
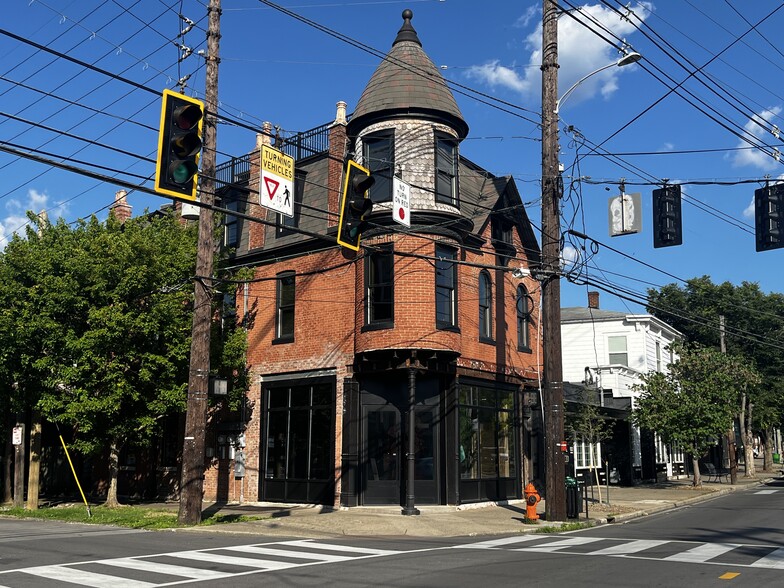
[264,177,279,200]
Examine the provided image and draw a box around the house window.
[275,272,295,342]
[435,244,458,329]
[479,270,492,341]
[276,171,305,237]
[363,132,394,203]
[435,134,458,206]
[265,382,333,481]
[224,199,239,247]
[608,335,628,366]
[574,437,601,469]
[458,384,516,480]
[656,341,662,372]
[517,285,531,351]
[365,245,394,327]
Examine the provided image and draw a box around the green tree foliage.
[0,211,202,505]
[633,343,761,486]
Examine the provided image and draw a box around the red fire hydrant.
[524,482,540,520]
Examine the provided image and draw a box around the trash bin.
[566,476,582,519]
[774,453,780,464]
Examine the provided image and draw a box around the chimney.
[256,122,273,151]
[588,291,599,309]
[328,101,348,228]
[110,189,132,223]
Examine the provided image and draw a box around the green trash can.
[565,477,581,519]
[774,453,780,464]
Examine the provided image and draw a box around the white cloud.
[730,107,783,170]
[743,197,755,219]
[0,189,67,246]
[465,3,650,106]
[515,5,539,29]
[658,142,675,152]
[561,244,580,269]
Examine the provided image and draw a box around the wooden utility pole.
[13,418,25,508]
[178,0,221,526]
[541,0,566,521]
[720,315,738,484]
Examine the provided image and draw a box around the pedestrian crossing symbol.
[260,145,294,218]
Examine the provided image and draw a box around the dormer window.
[435,133,458,206]
[363,132,394,203]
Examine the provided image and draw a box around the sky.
[1,0,784,313]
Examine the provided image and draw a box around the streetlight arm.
[553,52,641,115]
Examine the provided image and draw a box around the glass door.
[364,406,401,505]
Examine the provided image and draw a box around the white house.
[561,291,684,483]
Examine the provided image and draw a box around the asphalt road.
[1,479,783,587]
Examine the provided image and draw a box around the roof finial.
[393,9,421,47]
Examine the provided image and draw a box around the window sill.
[272,336,294,345]
[437,324,460,333]
[479,336,495,346]
[517,345,532,354]
[361,321,394,333]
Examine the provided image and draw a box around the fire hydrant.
[524,482,540,521]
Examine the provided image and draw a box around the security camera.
[512,268,531,279]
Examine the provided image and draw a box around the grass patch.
[0,505,265,530]
[534,521,594,533]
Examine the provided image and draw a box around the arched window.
[517,285,531,351]
[479,270,492,341]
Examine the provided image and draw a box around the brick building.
[204,10,543,508]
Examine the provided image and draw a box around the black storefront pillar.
[402,366,420,516]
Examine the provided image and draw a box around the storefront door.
[364,406,400,505]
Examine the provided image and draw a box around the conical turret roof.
[347,9,468,138]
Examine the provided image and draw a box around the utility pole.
[541,0,566,521]
[720,315,738,484]
[178,0,221,526]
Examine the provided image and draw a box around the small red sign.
[264,177,279,199]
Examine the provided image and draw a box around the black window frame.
[276,170,306,237]
[223,198,240,248]
[435,133,459,207]
[363,243,394,330]
[516,284,532,352]
[274,271,295,343]
[479,270,493,343]
[435,244,459,331]
[363,131,394,203]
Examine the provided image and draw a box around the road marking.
[278,539,400,555]
[452,535,545,549]
[99,557,229,580]
[22,565,155,587]
[577,539,669,556]
[169,549,302,570]
[719,572,741,579]
[664,543,740,563]
[749,546,784,569]
[754,489,778,494]
[516,537,604,552]
[222,544,353,562]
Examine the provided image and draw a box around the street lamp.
[554,52,642,115]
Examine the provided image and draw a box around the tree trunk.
[691,455,701,487]
[727,425,738,485]
[103,439,122,508]
[3,412,13,504]
[743,401,755,477]
[762,428,774,473]
[26,410,42,510]
[739,392,751,477]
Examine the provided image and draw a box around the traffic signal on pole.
[154,89,204,200]
[337,160,376,251]
[652,184,682,248]
[754,183,784,252]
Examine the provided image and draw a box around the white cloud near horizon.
[465,3,651,107]
[730,107,783,170]
[0,189,67,246]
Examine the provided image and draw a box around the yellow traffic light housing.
[155,89,204,200]
[337,160,375,251]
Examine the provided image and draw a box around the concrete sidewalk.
[176,474,779,539]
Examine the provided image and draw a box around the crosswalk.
[0,539,403,587]
[454,534,784,569]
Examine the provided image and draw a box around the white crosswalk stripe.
[457,534,784,570]
[754,489,780,494]
[0,540,405,586]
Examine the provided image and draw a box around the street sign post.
[260,145,294,217]
[393,176,411,227]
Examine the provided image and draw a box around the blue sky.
[2,0,783,312]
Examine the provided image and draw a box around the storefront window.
[265,382,333,481]
[458,383,517,480]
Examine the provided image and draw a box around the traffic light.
[754,183,784,252]
[652,184,682,248]
[155,89,204,200]
[337,160,375,251]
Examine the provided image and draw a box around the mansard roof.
[346,9,468,139]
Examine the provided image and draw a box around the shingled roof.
[346,9,468,138]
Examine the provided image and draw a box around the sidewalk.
[176,474,778,539]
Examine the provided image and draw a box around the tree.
[0,211,199,507]
[633,343,760,486]
[567,387,614,503]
